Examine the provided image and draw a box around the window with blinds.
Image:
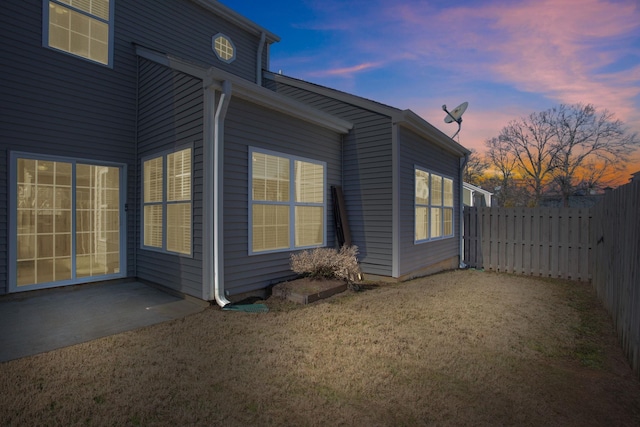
[142,147,192,255]
[45,0,113,66]
[415,167,455,242]
[250,149,326,254]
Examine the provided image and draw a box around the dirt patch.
[1,270,639,426]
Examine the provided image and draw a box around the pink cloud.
[297,0,640,110]
[384,0,640,156]
[362,1,638,108]
[279,0,640,161]
[445,1,637,117]
[482,2,639,100]
[307,62,382,78]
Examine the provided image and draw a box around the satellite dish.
[442,102,469,139]
[443,102,468,123]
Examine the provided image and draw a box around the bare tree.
[572,159,618,193]
[483,175,533,207]
[486,136,516,183]
[550,103,638,206]
[485,111,557,207]
[485,136,521,206]
[497,110,558,205]
[463,149,489,186]
[485,103,638,207]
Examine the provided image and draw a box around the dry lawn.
[1,270,640,426]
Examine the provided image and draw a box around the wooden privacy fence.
[463,207,592,281]
[464,183,639,378]
[591,181,640,378]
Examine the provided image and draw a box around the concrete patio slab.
[0,281,208,363]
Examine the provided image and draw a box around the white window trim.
[141,146,193,257]
[249,147,327,255]
[212,33,236,64]
[8,151,127,293]
[414,166,455,243]
[42,0,115,67]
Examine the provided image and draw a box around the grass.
[1,270,639,426]
[556,278,612,368]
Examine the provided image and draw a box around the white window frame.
[141,146,193,256]
[249,147,327,255]
[8,151,126,292]
[415,166,455,243]
[212,33,236,63]
[42,0,115,67]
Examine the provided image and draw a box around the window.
[11,153,123,291]
[142,147,192,255]
[212,33,236,63]
[44,0,113,66]
[250,148,326,254]
[415,167,454,242]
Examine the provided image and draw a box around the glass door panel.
[76,164,120,278]
[17,159,72,286]
[15,157,122,289]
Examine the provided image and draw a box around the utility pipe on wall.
[256,32,266,85]
[459,153,469,268]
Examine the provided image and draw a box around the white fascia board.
[135,46,352,134]
[190,0,280,43]
[463,182,493,196]
[397,110,471,157]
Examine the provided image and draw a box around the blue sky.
[221,0,640,173]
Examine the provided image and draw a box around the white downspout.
[459,153,469,269]
[256,32,266,85]
[203,79,232,306]
[212,80,232,307]
[203,81,215,302]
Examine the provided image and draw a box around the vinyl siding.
[117,1,262,82]
[136,58,204,298]
[1,0,273,295]
[0,0,137,294]
[398,125,460,276]
[264,80,395,276]
[223,97,342,295]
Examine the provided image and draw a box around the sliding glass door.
[12,154,124,291]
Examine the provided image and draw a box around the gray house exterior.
[264,75,470,280]
[1,0,469,304]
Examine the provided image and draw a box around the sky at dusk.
[221,0,640,181]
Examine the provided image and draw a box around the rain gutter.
[256,32,266,85]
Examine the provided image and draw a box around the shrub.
[290,245,361,282]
